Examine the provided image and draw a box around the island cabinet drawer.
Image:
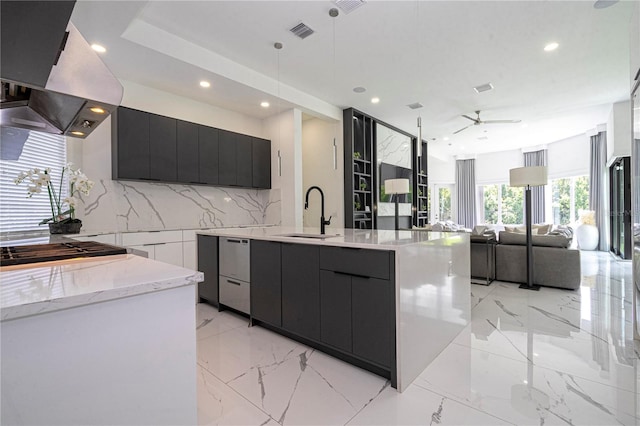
[319,246,391,280]
[121,230,183,246]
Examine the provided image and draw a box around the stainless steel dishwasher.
[219,237,250,314]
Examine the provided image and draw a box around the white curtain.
[589,131,607,250]
[455,159,476,228]
[523,149,547,223]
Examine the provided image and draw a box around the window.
[478,184,523,225]
[551,175,589,225]
[0,132,67,233]
[438,186,452,221]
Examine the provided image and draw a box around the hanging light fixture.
[274,41,283,177]
[415,1,423,159]
[330,7,339,170]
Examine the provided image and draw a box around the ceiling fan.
[453,110,521,134]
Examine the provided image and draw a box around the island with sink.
[196,226,470,392]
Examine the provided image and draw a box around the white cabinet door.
[183,240,196,270]
[129,244,154,259]
[154,242,184,267]
[72,234,117,245]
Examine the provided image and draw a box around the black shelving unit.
[413,139,429,227]
[344,108,375,229]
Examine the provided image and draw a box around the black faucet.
[304,186,331,235]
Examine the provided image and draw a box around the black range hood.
[0,1,123,144]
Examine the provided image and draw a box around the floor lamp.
[509,166,548,291]
[385,178,410,230]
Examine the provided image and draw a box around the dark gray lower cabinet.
[352,276,392,367]
[197,235,219,305]
[320,270,352,353]
[251,240,281,326]
[282,243,320,340]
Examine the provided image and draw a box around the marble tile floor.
[196,251,638,425]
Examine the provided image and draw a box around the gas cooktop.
[0,241,128,267]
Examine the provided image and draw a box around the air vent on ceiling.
[473,83,494,93]
[407,102,423,110]
[477,136,489,140]
[334,0,366,14]
[290,23,315,39]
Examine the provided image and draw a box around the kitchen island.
[197,226,470,392]
[1,248,203,425]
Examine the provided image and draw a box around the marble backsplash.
[79,179,281,233]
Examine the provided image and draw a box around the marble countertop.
[1,254,203,322]
[197,226,452,250]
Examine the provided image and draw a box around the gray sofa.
[495,231,581,290]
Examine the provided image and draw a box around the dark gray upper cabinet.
[1,1,76,88]
[149,114,177,181]
[236,134,253,187]
[251,240,282,326]
[198,125,219,185]
[252,137,271,189]
[218,130,237,186]
[176,120,199,184]
[282,243,320,340]
[112,107,150,180]
[112,106,270,189]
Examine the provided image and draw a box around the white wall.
[631,1,640,91]
[74,81,281,232]
[606,100,632,164]
[264,108,302,227]
[428,155,455,184]
[302,117,344,230]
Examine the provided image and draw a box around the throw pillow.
[472,225,488,235]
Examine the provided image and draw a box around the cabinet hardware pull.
[333,270,370,279]
[226,239,243,244]
[226,279,242,286]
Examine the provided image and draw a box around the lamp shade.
[385,178,410,195]
[509,166,548,187]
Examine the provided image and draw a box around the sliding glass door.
[610,157,632,259]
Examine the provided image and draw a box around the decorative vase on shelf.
[576,224,598,250]
[49,219,83,235]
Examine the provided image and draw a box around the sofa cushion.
[533,223,553,235]
[498,231,571,248]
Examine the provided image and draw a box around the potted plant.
[14,163,94,234]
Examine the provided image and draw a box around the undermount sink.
[277,233,341,240]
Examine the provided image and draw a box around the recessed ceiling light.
[544,42,559,52]
[443,137,450,141]
[199,81,211,88]
[260,101,270,108]
[521,123,528,128]
[90,107,105,114]
[594,0,618,8]
[353,86,366,93]
[91,44,106,53]
[71,131,85,136]
[371,97,380,104]
[473,83,493,93]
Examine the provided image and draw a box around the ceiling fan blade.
[482,119,521,124]
[461,114,478,122]
[453,124,472,134]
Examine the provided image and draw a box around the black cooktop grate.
[0,241,128,267]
